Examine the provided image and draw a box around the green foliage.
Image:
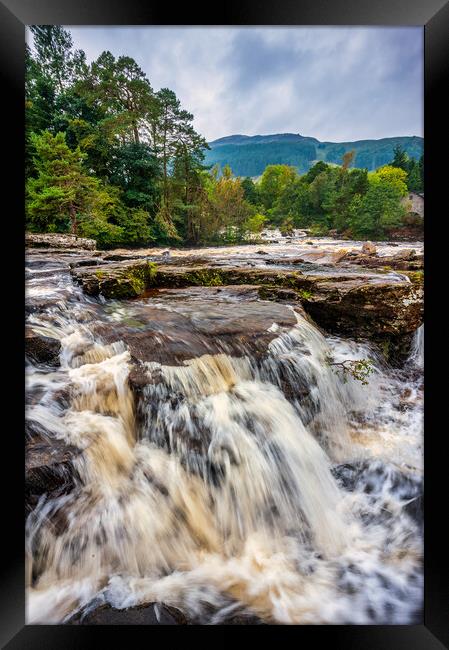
[280,217,295,236]
[198,165,254,243]
[241,177,260,205]
[25,27,424,248]
[26,131,98,233]
[271,177,311,227]
[326,357,375,385]
[390,144,424,192]
[309,223,329,236]
[109,142,161,213]
[243,213,266,234]
[259,165,298,211]
[348,166,407,238]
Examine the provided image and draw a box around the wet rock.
[331,248,349,263]
[361,241,377,255]
[66,601,266,625]
[299,275,423,340]
[66,602,187,625]
[68,258,104,268]
[26,233,96,251]
[94,290,298,365]
[25,329,61,366]
[25,435,80,514]
[340,250,423,271]
[72,260,158,298]
[391,249,417,261]
[257,286,302,303]
[103,252,153,262]
[222,613,268,625]
[73,262,423,343]
[72,261,306,297]
[403,496,423,526]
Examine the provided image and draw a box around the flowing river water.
[25,233,424,625]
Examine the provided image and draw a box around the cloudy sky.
[30,26,423,143]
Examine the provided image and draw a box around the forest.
[205,133,423,176]
[26,26,424,248]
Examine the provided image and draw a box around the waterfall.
[25,253,424,625]
[409,325,424,369]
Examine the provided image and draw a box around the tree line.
[240,145,423,240]
[26,26,423,247]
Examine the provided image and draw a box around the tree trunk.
[69,205,77,235]
[133,121,140,144]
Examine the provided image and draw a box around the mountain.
[204,133,424,177]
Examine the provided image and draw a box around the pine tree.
[26,131,99,234]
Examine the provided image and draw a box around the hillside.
[204,133,423,177]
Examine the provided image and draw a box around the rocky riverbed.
[25,231,424,625]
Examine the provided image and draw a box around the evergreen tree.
[391,144,409,172]
[109,142,161,214]
[26,131,100,233]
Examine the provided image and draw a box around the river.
[25,231,424,625]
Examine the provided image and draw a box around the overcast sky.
[27,26,423,143]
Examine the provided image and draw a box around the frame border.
[2,0,448,647]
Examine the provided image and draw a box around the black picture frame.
[2,0,447,647]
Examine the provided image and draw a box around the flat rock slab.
[301,277,423,338]
[95,286,298,365]
[26,233,96,250]
[72,261,423,341]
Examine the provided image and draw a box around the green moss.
[402,270,424,285]
[96,262,159,298]
[146,261,158,283]
[379,339,390,359]
[184,269,223,286]
[298,289,313,300]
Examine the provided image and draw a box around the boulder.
[361,241,376,255]
[341,252,423,271]
[25,329,61,366]
[331,248,349,263]
[72,261,308,298]
[391,249,417,261]
[25,434,80,514]
[302,276,423,340]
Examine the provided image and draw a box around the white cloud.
[32,26,422,142]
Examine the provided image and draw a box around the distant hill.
[204,133,424,177]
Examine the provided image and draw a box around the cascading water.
[25,252,423,625]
